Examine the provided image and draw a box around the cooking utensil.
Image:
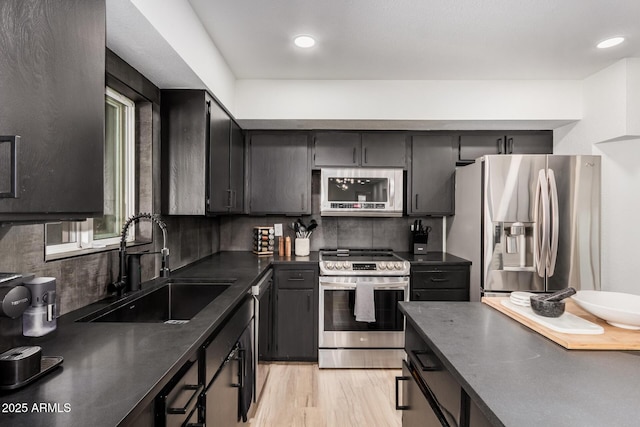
[529,288,576,318]
[530,298,565,318]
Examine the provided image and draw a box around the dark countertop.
[395,252,472,265]
[399,301,640,427]
[0,250,467,426]
[0,252,279,427]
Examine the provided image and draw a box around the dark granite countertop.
[0,251,311,427]
[395,252,472,265]
[399,301,640,427]
[0,250,469,426]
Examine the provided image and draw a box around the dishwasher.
[251,269,273,408]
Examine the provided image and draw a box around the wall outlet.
[274,223,283,236]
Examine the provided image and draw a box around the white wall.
[234,79,582,124]
[130,0,236,109]
[554,59,640,295]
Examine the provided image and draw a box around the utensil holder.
[295,238,310,256]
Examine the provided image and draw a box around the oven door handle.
[319,284,408,291]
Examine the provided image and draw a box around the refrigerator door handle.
[534,169,549,278]
[547,169,560,277]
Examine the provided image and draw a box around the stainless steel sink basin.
[76,278,233,323]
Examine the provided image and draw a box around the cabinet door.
[275,289,316,359]
[249,133,311,214]
[228,121,245,213]
[458,134,505,163]
[400,361,442,427]
[161,90,208,215]
[313,132,361,167]
[0,0,105,221]
[361,133,407,167]
[208,97,232,213]
[411,266,470,301]
[505,132,553,154]
[410,135,456,215]
[205,349,240,426]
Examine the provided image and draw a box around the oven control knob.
[387,262,395,270]
[343,262,352,270]
[336,262,345,270]
[394,262,403,270]
[326,262,335,270]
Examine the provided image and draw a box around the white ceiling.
[188,0,640,80]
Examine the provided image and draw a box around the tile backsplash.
[220,172,444,253]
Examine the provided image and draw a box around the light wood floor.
[249,363,402,427]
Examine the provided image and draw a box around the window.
[45,87,135,256]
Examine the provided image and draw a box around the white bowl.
[571,290,640,330]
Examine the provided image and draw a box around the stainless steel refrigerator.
[448,155,600,301]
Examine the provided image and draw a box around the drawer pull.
[430,278,449,282]
[395,375,410,410]
[167,384,203,415]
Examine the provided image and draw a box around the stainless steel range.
[318,249,410,368]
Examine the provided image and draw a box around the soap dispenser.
[22,277,57,337]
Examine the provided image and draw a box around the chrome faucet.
[111,213,170,297]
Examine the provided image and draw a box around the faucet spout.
[113,213,170,295]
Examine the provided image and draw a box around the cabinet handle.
[225,189,233,208]
[301,193,305,210]
[497,137,504,154]
[430,277,450,282]
[0,136,19,198]
[307,294,311,311]
[167,384,203,414]
[364,147,368,164]
[415,194,419,210]
[352,147,356,164]
[507,137,514,154]
[395,375,410,410]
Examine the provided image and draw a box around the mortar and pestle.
[530,287,577,318]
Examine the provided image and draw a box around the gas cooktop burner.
[319,249,410,276]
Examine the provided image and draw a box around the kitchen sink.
[76,278,233,323]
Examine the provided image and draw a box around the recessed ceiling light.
[597,37,625,49]
[294,35,315,48]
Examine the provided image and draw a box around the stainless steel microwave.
[320,168,404,217]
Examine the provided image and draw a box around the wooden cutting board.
[482,297,640,350]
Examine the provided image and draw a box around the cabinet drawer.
[275,269,316,289]
[412,267,468,290]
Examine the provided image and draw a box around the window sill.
[45,240,153,262]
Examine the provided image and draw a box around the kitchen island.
[399,301,640,427]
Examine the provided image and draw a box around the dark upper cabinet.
[161,90,210,215]
[409,135,456,216]
[161,89,242,215]
[313,132,361,167]
[504,133,553,154]
[209,101,244,214]
[361,133,407,167]
[0,0,105,221]
[313,131,407,168]
[248,132,311,215]
[458,131,552,163]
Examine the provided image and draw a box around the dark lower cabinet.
[411,265,470,301]
[398,360,443,427]
[272,266,318,361]
[399,322,493,427]
[202,297,253,425]
[156,355,202,427]
[205,345,241,426]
